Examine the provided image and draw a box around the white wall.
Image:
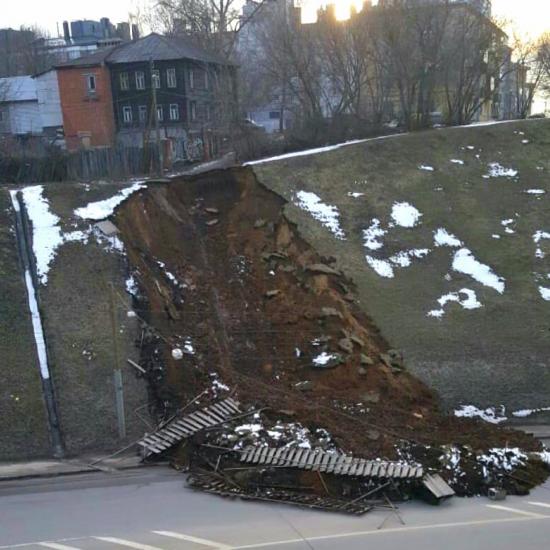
[7,101,42,135]
[35,71,63,130]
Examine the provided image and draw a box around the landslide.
[114,167,547,493]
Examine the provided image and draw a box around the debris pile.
[111,167,548,506]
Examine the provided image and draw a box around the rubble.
[111,168,548,512]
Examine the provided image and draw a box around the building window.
[205,104,212,122]
[139,105,147,123]
[120,72,129,90]
[167,68,177,88]
[86,74,96,93]
[190,68,206,90]
[135,71,145,90]
[152,69,160,89]
[122,106,133,123]
[190,101,197,121]
[156,105,164,122]
[169,104,179,121]
[269,111,281,120]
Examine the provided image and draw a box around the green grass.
[253,120,550,413]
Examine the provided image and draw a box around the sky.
[3,0,549,39]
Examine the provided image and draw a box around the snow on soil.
[484,163,518,178]
[512,407,550,418]
[428,289,482,318]
[419,165,434,172]
[366,256,395,278]
[454,405,507,424]
[450,159,464,165]
[452,248,505,294]
[479,448,527,474]
[295,191,345,239]
[363,219,386,250]
[16,186,88,285]
[391,202,423,228]
[74,182,145,220]
[389,249,430,268]
[312,352,339,366]
[125,275,138,296]
[348,192,365,198]
[434,228,462,248]
[533,230,550,259]
[525,189,546,195]
[539,286,550,301]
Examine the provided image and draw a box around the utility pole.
[150,57,164,176]
[109,283,126,439]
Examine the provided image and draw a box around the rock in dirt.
[338,338,354,354]
[350,335,365,348]
[254,219,267,228]
[358,367,368,376]
[305,263,341,276]
[295,381,314,392]
[262,251,288,262]
[367,429,381,441]
[362,391,380,404]
[361,354,375,366]
[320,307,343,319]
[265,290,282,299]
[206,219,219,226]
[205,207,219,214]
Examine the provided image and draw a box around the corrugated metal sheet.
[422,474,455,499]
[0,76,37,102]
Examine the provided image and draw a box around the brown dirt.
[113,167,548,494]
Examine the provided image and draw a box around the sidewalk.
[0,453,158,482]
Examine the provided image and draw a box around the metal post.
[109,283,126,439]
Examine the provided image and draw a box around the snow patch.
[485,163,518,178]
[434,228,462,248]
[312,352,338,366]
[348,192,365,198]
[389,249,430,268]
[74,182,145,220]
[391,202,422,228]
[363,218,386,250]
[450,159,464,165]
[512,407,550,418]
[295,191,345,240]
[454,405,507,424]
[525,189,546,195]
[539,286,550,301]
[419,165,434,172]
[366,256,394,278]
[428,289,482,318]
[452,248,505,294]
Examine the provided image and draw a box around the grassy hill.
[253,120,550,415]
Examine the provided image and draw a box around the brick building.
[56,48,117,150]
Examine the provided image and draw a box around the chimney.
[131,24,140,41]
[63,21,71,42]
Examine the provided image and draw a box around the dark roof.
[55,46,117,69]
[106,33,227,65]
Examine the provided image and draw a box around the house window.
[152,69,161,89]
[135,71,145,90]
[269,111,281,119]
[190,68,206,90]
[205,104,212,122]
[190,101,197,121]
[122,106,133,123]
[120,72,129,90]
[167,68,177,88]
[139,105,147,123]
[169,104,179,121]
[86,74,96,93]
[156,105,164,122]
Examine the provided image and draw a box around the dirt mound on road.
[114,167,548,495]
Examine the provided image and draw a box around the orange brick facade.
[57,65,116,151]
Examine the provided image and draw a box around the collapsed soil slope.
[115,167,547,494]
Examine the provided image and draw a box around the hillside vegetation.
[253,120,550,414]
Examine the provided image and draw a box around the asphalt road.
[1,467,550,549]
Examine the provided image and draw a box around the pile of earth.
[113,167,549,496]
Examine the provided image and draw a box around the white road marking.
[232,515,550,549]
[152,530,232,549]
[93,537,163,550]
[38,544,82,550]
[486,505,546,518]
[528,501,550,509]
